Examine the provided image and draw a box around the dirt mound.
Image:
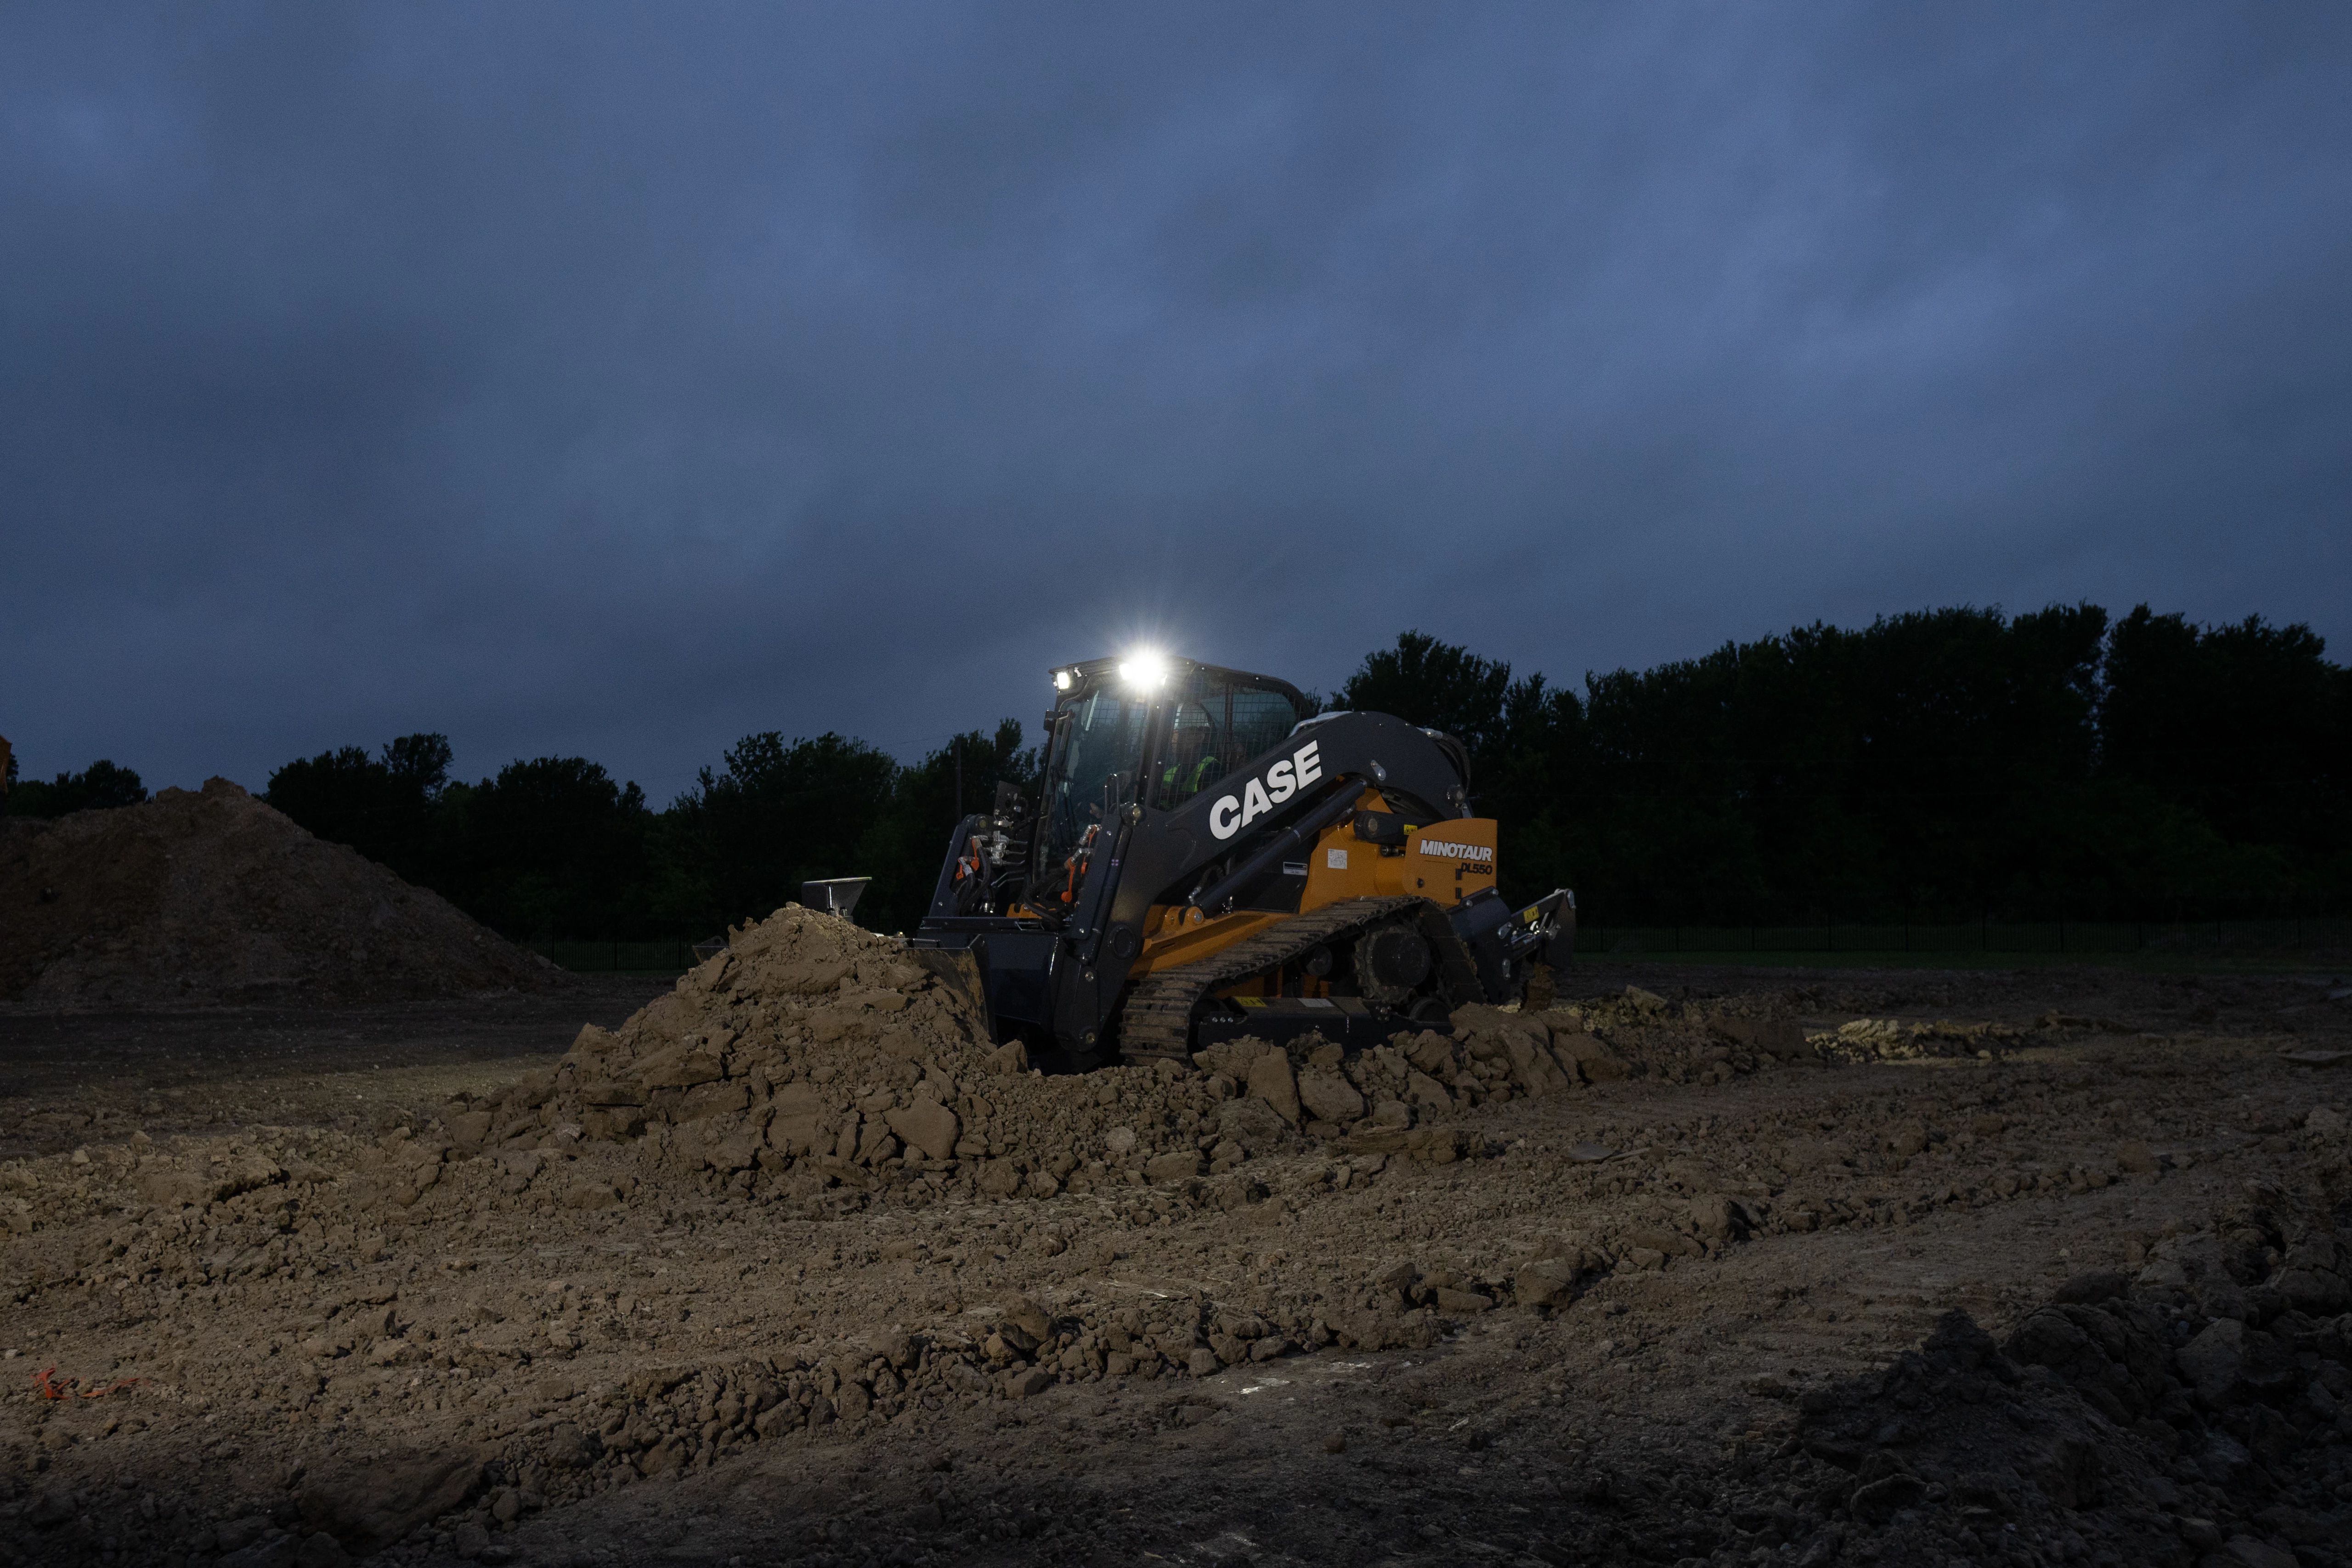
[502,908,1785,1211]
[0,777,563,1007]
[510,904,1289,1206]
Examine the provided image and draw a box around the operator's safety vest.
[1160,754,1221,798]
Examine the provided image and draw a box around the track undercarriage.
[1116,895,1483,1064]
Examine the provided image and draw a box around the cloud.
[2,2,2346,795]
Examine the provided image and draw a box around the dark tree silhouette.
[251,604,2348,943]
[5,759,149,818]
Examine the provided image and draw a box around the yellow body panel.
[1398,815,1499,906]
[1293,788,1407,907]
[1127,789,1501,983]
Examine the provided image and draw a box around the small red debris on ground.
[32,1367,141,1400]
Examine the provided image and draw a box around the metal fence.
[1578,917,2352,957]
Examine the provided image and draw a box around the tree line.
[1349,605,2347,925]
[6,603,2345,936]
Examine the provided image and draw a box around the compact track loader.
[907,652,1572,1067]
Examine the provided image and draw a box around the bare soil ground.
[0,982,665,1163]
[3,958,2351,1568]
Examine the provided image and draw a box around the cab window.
[1039,687,1150,873]
[1154,677,1304,811]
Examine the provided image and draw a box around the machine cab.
[928,653,1316,923]
[1030,654,1315,909]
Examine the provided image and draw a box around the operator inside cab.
[1159,699,1226,801]
[1029,657,1315,911]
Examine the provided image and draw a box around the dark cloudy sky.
[5,4,2347,802]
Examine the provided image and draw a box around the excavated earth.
[0,781,563,1008]
[2,906,2351,1568]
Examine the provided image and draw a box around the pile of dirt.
[501,909,1824,1212]
[507,905,1306,1205]
[0,778,562,1007]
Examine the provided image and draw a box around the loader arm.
[1048,710,1470,1050]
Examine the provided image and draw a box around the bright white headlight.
[1052,669,1074,691]
[1119,651,1167,689]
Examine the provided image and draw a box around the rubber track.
[1117,896,1472,1063]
